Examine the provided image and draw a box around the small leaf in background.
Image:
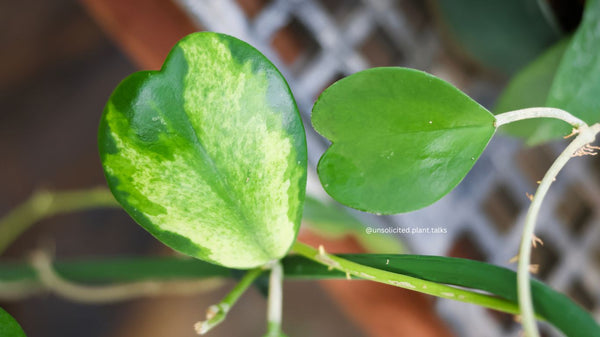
[547,0,600,132]
[493,38,570,145]
[0,308,26,337]
[99,32,307,269]
[435,0,560,74]
[302,196,405,253]
[312,67,495,214]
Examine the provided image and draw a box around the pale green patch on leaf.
[547,0,600,132]
[99,32,307,269]
[0,308,26,337]
[312,67,495,214]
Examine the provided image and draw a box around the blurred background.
[1,0,598,336]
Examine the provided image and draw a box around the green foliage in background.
[493,39,569,144]
[495,0,600,144]
[546,0,600,138]
[0,308,26,337]
[435,0,560,74]
[302,196,405,253]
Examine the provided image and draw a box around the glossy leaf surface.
[0,308,26,337]
[99,32,307,269]
[435,0,559,74]
[312,67,495,214]
[493,39,569,145]
[547,0,600,131]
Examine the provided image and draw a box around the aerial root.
[508,234,543,264]
[529,264,540,274]
[573,144,600,157]
[531,234,544,248]
[563,128,580,139]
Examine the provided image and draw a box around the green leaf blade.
[283,254,600,337]
[341,254,600,337]
[312,67,495,214]
[0,308,26,337]
[99,32,307,269]
[547,0,600,129]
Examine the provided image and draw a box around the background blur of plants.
[1,1,598,337]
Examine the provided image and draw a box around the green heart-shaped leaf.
[0,308,26,337]
[312,67,495,214]
[99,32,307,269]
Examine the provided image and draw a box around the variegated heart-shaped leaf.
[99,32,307,268]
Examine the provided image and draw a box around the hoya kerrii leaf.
[99,32,307,269]
[1,254,597,336]
[330,255,600,337]
[546,0,600,132]
[0,308,26,337]
[283,252,600,336]
[493,38,570,145]
[312,67,495,214]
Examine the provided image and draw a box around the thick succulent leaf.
[434,0,559,74]
[302,196,405,253]
[286,254,600,336]
[546,0,600,131]
[312,67,495,214]
[2,255,598,335]
[0,308,26,337]
[99,32,307,269]
[332,255,599,337]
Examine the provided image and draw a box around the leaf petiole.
[194,267,264,335]
[264,261,286,337]
[495,107,587,129]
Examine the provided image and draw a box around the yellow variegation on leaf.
[99,32,307,269]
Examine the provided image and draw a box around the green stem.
[194,267,264,335]
[23,250,222,303]
[291,241,521,316]
[495,107,587,128]
[0,188,119,254]
[0,256,230,301]
[517,123,600,337]
[264,261,284,337]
